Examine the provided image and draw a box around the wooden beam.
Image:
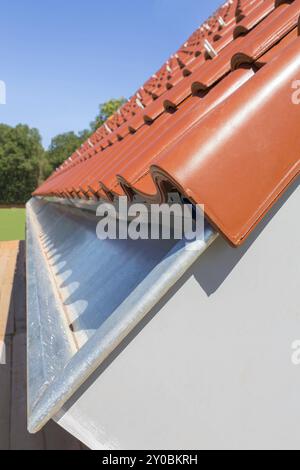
[0,241,19,342]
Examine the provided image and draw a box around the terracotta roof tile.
[34,0,300,245]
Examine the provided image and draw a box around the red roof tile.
[34,0,300,245]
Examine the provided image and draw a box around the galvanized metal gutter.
[26,197,217,433]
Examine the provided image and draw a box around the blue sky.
[0,0,221,148]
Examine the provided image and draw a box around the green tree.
[0,124,44,203]
[90,97,126,132]
[45,130,89,178]
[44,98,127,177]
[0,98,128,199]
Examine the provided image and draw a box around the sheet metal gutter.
[26,197,217,433]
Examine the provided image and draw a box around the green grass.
[0,208,26,241]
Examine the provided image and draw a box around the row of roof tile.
[34,0,300,245]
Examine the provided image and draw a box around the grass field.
[0,209,26,241]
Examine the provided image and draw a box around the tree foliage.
[0,98,126,203]
[44,98,126,177]
[90,98,126,132]
[44,130,90,179]
[0,124,44,203]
